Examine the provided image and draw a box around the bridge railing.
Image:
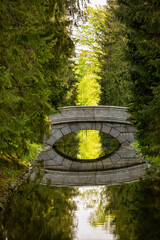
[49,105,131,124]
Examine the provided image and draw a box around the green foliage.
[96,3,131,106]
[74,8,102,106]
[74,4,130,107]
[75,51,101,106]
[105,178,160,240]
[54,130,119,160]
[114,0,160,157]
[1,181,78,239]
[0,0,87,159]
[77,130,102,159]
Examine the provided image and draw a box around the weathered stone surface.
[41,173,64,185]
[70,162,81,171]
[76,122,85,130]
[38,163,147,186]
[110,128,120,138]
[53,130,63,139]
[45,136,57,146]
[53,155,64,165]
[118,147,137,158]
[115,126,128,133]
[34,106,148,186]
[102,158,113,168]
[110,153,121,163]
[101,123,111,134]
[92,161,104,170]
[122,133,135,143]
[117,134,127,144]
[127,125,136,133]
[38,151,51,161]
[46,149,57,159]
[62,159,72,169]
[91,122,102,131]
[69,123,80,132]
[81,162,93,171]
[44,159,63,166]
[61,125,71,135]
[96,173,111,185]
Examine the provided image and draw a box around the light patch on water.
[73,186,117,240]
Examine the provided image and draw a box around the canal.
[1,176,160,240]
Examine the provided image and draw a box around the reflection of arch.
[34,106,147,186]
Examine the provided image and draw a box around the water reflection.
[1,178,160,240]
[105,178,160,240]
[1,180,78,240]
[74,187,116,240]
[54,130,120,160]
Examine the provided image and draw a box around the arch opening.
[53,130,120,161]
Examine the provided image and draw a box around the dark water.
[1,178,160,240]
[54,130,120,160]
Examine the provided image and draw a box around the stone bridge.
[33,106,147,186]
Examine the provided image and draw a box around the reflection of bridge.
[33,106,147,186]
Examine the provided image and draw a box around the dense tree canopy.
[0,0,88,159]
[85,4,131,106]
[113,0,160,157]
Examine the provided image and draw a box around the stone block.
[64,176,78,185]
[123,133,135,143]
[110,153,121,163]
[96,173,111,185]
[53,129,63,140]
[42,174,64,185]
[76,123,85,130]
[81,163,93,171]
[78,175,96,185]
[38,151,51,161]
[61,125,71,135]
[117,134,127,144]
[118,147,137,158]
[102,158,113,168]
[101,123,111,134]
[46,149,57,159]
[117,170,130,182]
[92,122,102,131]
[115,126,128,133]
[129,165,146,180]
[44,159,62,166]
[127,125,136,133]
[70,162,81,171]
[121,141,130,147]
[94,108,109,118]
[69,123,80,132]
[110,128,120,138]
[62,159,72,169]
[45,136,57,146]
[53,155,64,165]
[83,122,93,130]
[92,161,104,170]
[50,128,60,135]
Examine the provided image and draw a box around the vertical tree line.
[87,0,160,159]
[0,0,88,159]
[112,0,160,157]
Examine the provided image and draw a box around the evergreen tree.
[95,3,130,106]
[114,0,160,157]
[0,0,88,159]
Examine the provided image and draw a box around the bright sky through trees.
[89,0,106,8]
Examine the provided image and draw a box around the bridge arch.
[34,106,147,186]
